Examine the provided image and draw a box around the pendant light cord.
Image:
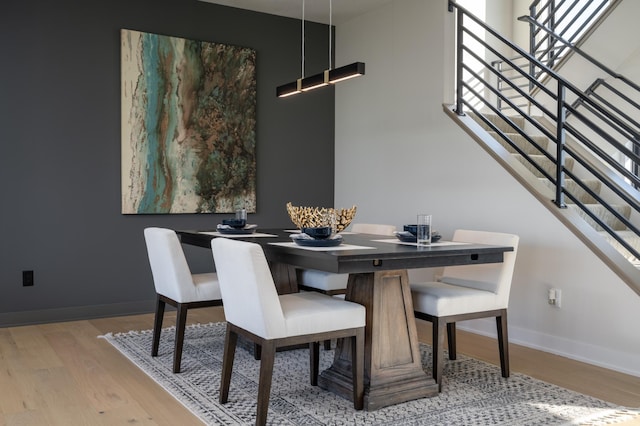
[329,0,332,70]
[305,0,332,75]
[301,0,305,79]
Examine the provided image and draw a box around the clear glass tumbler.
[417,214,432,246]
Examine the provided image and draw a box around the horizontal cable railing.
[448,0,640,263]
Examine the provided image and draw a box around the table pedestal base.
[318,270,438,410]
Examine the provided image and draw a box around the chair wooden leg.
[256,341,276,426]
[432,317,446,392]
[310,342,319,386]
[496,310,510,378]
[173,303,188,373]
[151,295,165,357]
[351,328,365,410]
[219,324,238,404]
[323,339,332,350]
[446,322,457,360]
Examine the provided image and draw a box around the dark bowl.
[404,225,441,242]
[301,226,332,239]
[404,224,419,235]
[222,218,246,229]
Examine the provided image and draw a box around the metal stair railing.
[448,0,640,263]
[528,0,611,73]
[569,79,640,189]
[581,79,640,182]
[492,57,531,113]
[492,0,613,109]
[520,13,640,189]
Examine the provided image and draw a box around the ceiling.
[198,0,395,25]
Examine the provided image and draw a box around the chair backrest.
[440,230,519,307]
[351,223,396,236]
[144,227,198,302]
[211,238,286,339]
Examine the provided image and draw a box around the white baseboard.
[457,318,640,378]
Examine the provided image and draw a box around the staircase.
[446,0,640,296]
[472,112,640,267]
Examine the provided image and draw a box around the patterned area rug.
[100,322,639,425]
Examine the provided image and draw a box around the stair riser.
[569,204,631,231]
[600,231,640,263]
[514,154,575,179]
[470,112,525,133]
[541,179,601,204]
[489,131,548,155]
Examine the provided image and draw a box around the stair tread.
[540,178,601,204]
[567,203,631,231]
[512,153,575,178]
[488,132,548,155]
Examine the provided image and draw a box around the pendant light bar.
[276,79,302,97]
[328,62,365,83]
[302,70,329,91]
[277,62,365,98]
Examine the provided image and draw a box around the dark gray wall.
[1,0,335,325]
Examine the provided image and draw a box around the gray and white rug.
[100,322,639,425]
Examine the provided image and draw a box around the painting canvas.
[121,29,256,214]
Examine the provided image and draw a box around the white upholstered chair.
[211,237,365,425]
[298,223,397,295]
[410,229,519,391]
[144,227,222,373]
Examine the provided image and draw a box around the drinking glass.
[417,214,432,246]
[323,209,338,235]
[235,207,247,221]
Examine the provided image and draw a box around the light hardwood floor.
[1,306,638,425]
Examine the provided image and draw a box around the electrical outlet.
[548,288,561,308]
[23,270,34,286]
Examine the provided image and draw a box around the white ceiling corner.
[197,0,395,25]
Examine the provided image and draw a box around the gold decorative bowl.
[286,202,357,232]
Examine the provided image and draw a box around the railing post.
[548,0,556,68]
[454,6,464,116]
[528,3,536,91]
[634,143,640,189]
[555,81,567,208]
[496,61,503,111]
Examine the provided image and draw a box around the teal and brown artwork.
[121,29,256,214]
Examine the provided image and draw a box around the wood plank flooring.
[1,306,638,425]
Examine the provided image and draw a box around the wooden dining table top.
[177,228,514,275]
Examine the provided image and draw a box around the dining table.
[177,228,514,410]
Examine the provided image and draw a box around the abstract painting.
[121,29,256,214]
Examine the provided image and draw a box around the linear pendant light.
[276,0,365,98]
[329,62,365,83]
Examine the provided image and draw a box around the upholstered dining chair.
[143,227,222,373]
[211,237,365,426]
[410,229,519,391]
[297,223,397,295]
